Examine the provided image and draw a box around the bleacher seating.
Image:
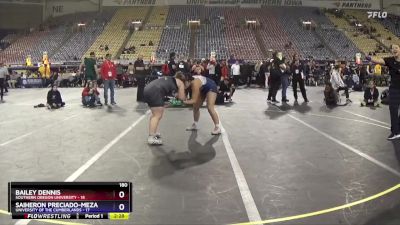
[1,6,395,64]
[270,7,334,60]
[379,14,400,37]
[270,7,360,60]
[52,9,116,61]
[121,7,168,61]
[194,7,228,60]
[52,26,103,61]
[326,12,376,56]
[157,27,190,60]
[0,31,46,64]
[0,33,18,45]
[0,11,109,64]
[84,7,149,59]
[326,10,390,58]
[251,7,300,60]
[346,10,399,52]
[146,6,169,27]
[223,8,264,61]
[157,6,200,60]
[165,5,202,26]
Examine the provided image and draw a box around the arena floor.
[0,85,399,225]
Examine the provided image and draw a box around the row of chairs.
[84,7,149,59]
[121,7,169,61]
[346,9,399,52]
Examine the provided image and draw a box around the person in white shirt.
[0,62,9,102]
[231,61,241,87]
[330,64,351,103]
[207,60,216,82]
[8,72,18,88]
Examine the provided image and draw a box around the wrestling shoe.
[211,127,222,135]
[148,135,163,145]
[186,123,198,131]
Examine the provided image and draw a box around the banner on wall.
[102,0,159,6]
[101,0,379,9]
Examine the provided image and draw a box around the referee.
[369,44,400,140]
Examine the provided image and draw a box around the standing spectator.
[242,61,253,87]
[280,63,290,103]
[368,44,400,139]
[359,64,368,86]
[274,52,289,102]
[127,62,135,76]
[254,61,262,87]
[0,62,8,102]
[134,55,146,102]
[291,55,308,103]
[101,54,117,105]
[207,60,217,84]
[46,85,65,109]
[127,62,135,86]
[5,72,10,92]
[374,63,382,85]
[268,54,283,104]
[177,60,189,75]
[258,61,268,88]
[79,52,98,88]
[116,63,124,88]
[8,71,18,89]
[134,55,145,68]
[215,60,221,81]
[161,61,170,76]
[367,62,374,77]
[220,60,229,83]
[168,52,177,76]
[201,58,208,77]
[231,61,241,87]
[186,59,193,74]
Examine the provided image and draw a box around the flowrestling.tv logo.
[367,11,388,19]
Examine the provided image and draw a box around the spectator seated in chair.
[46,85,65,109]
[361,81,379,107]
[82,81,102,108]
[330,64,351,103]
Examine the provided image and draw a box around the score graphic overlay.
[8,182,132,220]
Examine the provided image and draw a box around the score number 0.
[118,183,128,211]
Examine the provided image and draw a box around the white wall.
[44,0,100,19]
[0,3,42,29]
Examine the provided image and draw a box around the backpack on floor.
[381,89,389,105]
[216,92,225,105]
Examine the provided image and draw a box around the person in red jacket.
[161,61,170,76]
[220,60,229,82]
[82,81,102,107]
[101,54,117,105]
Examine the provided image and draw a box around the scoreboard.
[8,182,132,220]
